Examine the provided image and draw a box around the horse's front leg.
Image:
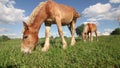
[87,33,90,41]
[90,32,93,42]
[70,20,76,46]
[42,23,51,52]
[56,18,67,49]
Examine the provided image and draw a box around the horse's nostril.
[23,35,28,39]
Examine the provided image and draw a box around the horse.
[21,0,80,53]
[82,23,98,42]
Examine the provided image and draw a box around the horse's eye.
[23,35,28,39]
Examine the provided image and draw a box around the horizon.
[0,0,120,38]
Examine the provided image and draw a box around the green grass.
[0,35,120,68]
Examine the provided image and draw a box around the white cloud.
[0,33,21,38]
[82,21,100,26]
[0,0,26,24]
[96,31,101,36]
[110,0,120,3]
[0,28,9,32]
[0,28,21,38]
[102,32,110,36]
[101,28,114,36]
[22,16,29,22]
[82,3,120,22]
[104,28,114,32]
[82,3,111,17]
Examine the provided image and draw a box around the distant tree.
[50,36,54,39]
[0,35,10,41]
[111,28,120,35]
[75,24,84,36]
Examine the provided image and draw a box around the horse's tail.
[74,12,80,18]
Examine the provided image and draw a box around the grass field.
[0,35,120,68]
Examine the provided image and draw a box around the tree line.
[0,35,10,42]
[0,25,120,41]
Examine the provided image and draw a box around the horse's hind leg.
[67,23,72,33]
[56,18,67,49]
[95,31,98,41]
[42,23,51,52]
[70,20,76,46]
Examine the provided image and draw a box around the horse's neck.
[83,25,89,33]
[30,11,47,32]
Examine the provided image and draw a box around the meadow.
[0,35,120,68]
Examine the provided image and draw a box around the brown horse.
[21,0,80,53]
[82,23,98,42]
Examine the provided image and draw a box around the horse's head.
[82,32,88,42]
[82,24,89,42]
[21,21,38,53]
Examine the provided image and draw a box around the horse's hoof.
[71,43,75,46]
[71,42,76,46]
[70,39,76,46]
[63,45,67,49]
[41,47,49,52]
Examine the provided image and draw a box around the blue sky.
[0,0,120,38]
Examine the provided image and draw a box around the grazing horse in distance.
[21,0,80,53]
[82,23,98,42]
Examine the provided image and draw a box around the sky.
[0,0,120,38]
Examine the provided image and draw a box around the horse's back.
[87,23,97,32]
[46,0,79,22]
[47,0,75,12]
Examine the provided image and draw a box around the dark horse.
[21,0,80,53]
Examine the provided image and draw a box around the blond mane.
[83,25,88,33]
[27,1,47,24]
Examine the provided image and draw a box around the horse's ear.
[23,21,28,30]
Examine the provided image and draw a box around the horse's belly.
[61,14,73,24]
[61,18,72,24]
[46,17,72,25]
